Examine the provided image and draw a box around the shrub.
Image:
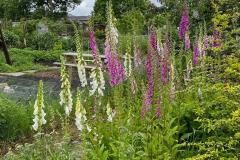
[60,37,76,51]
[35,32,56,50]
[0,48,61,72]
[3,30,20,47]
[0,95,32,141]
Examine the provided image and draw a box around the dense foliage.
[0,0,81,20]
[0,0,239,159]
[1,19,78,51]
[0,48,61,72]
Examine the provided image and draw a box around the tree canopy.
[92,0,152,27]
[0,0,82,20]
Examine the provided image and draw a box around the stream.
[0,72,80,101]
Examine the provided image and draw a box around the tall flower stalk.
[156,98,161,118]
[134,43,142,69]
[185,60,193,81]
[161,37,171,85]
[60,57,73,116]
[150,29,157,50]
[170,63,176,100]
[105,1,124,86]
[75,88,91,132]
[124,37,132,77]
[89,67,105,96]
[106,102,115,122]
[179,2,190,39]
[32,80,46,132]
[89,29,99,62]
[204,35,209,50]
[203,21,209,52]
[193,40,200,65]
[184,32,191,50]
[141,43,154,117]
[179,2,190,50]
[89,27,105,96]
[105,1,118,54]
[73,22,87,87]
[212,28,222,48]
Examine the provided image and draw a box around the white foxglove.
[32,80,46,131]
[106,1,119,53]
[124,39,132,77]
[134,45,142,69]
[89,66,105,96]
[73,22,88,87]
[60,57,73,116]
[106,102,116,122]
[75,89,91,132]
[77,58,87,87]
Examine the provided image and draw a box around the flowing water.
[0,76,60,101]
[0,73,80,101]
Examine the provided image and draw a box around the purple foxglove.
[156,98,161,118]
[179,3,190,40]
[161,60,169,84]
[104,1,124,86]
[89,31,98,61]
[142,45,154,117]
[185,32,191,50]
[150,30,157,50]
[105,43,124,86]
[193,40,200,65]
[213,29,222,48]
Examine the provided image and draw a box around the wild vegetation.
[0,0,239,159]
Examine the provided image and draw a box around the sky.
[69,0,161,16]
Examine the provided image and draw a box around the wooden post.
[0,23,12,65]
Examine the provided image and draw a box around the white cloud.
[69,0,161,16]
[150,0,162,7]
[69,0,96,16]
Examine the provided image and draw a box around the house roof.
[68,14,91,21]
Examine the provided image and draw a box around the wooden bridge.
[53,52,107,81]
[53,52,106,69]
[54,52,133,81]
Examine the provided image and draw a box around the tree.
[0,23,12,65]
[32,0,82,18]
[0,0,32,20]
[92,0,151,29]
[0,0,82,20]
[118,10,146,34]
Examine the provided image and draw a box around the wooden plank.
[63,52,133,60]
[64,52,106,59]
[53,62,96,69]
[84,60,94,63]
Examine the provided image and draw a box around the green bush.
[0,95,32,141]
[3,30,20,47]
[0,48,61,72]
[60,37,76,51]
[3,133,82,160]
[10,48,61,62]
[30,32,56,50]
[48,21,67,35]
